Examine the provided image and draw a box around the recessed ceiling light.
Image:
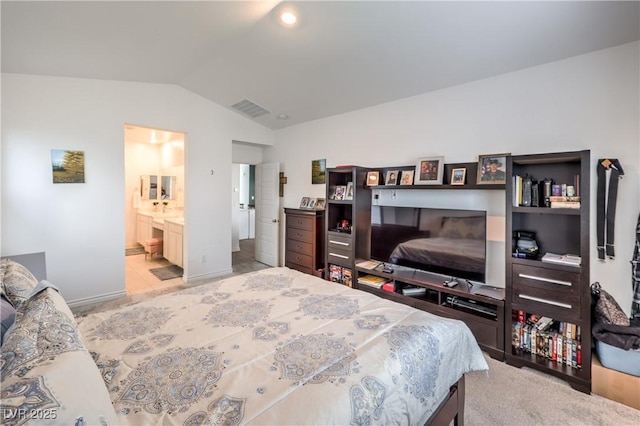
[277,114,290,120]
[280,11,297,26]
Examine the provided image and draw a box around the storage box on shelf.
[284,208,324,276]
[505,150,591,393]
[325,166,372,284]
[354,262,505,360]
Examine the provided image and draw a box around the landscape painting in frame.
[51,149,85,183]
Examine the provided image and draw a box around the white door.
[255,162,280,266]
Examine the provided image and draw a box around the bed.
[1,259,487,425]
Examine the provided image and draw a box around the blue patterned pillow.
[1,294,16,345]
[1,259,38,309]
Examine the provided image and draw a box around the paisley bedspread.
[77,267,488,425]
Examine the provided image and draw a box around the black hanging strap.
[596,158,624,260]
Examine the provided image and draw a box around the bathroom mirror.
[141,175,176,200]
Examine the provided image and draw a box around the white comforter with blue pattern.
[77,267,488,425]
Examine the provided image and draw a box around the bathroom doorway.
[124,124,186,295]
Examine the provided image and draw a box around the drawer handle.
[329,240,350,246]
[518,273,572,287]
[329,252,349,259]
[519,293,572,309]
[297,233,304,238]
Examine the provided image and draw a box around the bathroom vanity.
[136,212,183,267]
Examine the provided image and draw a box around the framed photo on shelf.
[315,198,326,210]
[345,182,354,200]
[307,198,317,209]
[334,185,346,200]
[450,168,466,185]
[299,197,310,208]
[414,156,444,185]
[399,170,414,185]
[366,171,380,186]
[477,153,508,184]
[385,170,399,185]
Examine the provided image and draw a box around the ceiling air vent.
[230,99,270,118]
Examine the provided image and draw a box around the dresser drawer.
[287,215,314,231]
[327,247,352,266]
[286,250,313,269]
[512,264,581,321]
[327,232,352,250]
[286,239,312,256]
[286,227,314,244]
[286,261,313,275]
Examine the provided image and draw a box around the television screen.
[371,206,487,283]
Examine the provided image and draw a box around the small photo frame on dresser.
[299,197,310,208]
[307,198,317,209]
[315,198,326,210]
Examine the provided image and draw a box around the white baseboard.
[67,289,127,309]
[185,268,234,283]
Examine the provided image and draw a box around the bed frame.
[426,375,465,426]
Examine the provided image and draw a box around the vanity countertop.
[164,217,184,226]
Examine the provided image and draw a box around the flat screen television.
[370,206,487,283]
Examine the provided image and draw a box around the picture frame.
[450,167,466,185]
[344,182,354,200]
[414,156,444,185]
[315,198,326,210]
[399,170,414,185]
[385,170,399,186]
[51,149,85,184]
[477,153,508,184]
[311,159,326,184]
[334,185,346,200]
[307,198,317,209]
[366,171,379,186]
[299,197,310,208]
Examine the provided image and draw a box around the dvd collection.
[512,311,582,369]
[329,264,353,287]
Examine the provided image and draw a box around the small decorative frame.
[334,185,346,200]
[344,182,354,200]
[450,168,466,186]
[366,171,380,186]
[399,170,414,185]
[414,156,444,185]
[385,170,399,186]
[299,197,310,208]
[477,153,508,184]
[307,198,317,209]
[315,198,326,210]
[51,149,85,183]
[311,159,326,184]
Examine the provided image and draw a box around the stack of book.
[357,274,389,289]
[329,264,353,287]
[549,196,580,209]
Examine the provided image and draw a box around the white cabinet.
[163,220,183,268]
[249,209,255,239]
[136,214,153,245]
[238,208,255,240]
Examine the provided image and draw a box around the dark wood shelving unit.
[505,150,591,394]
[354,264,505,360]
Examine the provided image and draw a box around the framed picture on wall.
[414,156,444,185]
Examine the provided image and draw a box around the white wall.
[1,74,274,304]
[265,42,640,314]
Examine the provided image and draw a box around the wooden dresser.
[284,208,324,276]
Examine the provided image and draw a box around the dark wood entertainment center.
[323,153,592,392]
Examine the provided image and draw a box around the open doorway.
[232,163,258,272]
[124,124,186,295]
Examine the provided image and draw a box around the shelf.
[512,206,581,215]
[369,183,504,191]
[510,257,582,273]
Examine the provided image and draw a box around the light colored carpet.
[466,354,640,425]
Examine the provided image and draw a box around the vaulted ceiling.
[3,1,639,129]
